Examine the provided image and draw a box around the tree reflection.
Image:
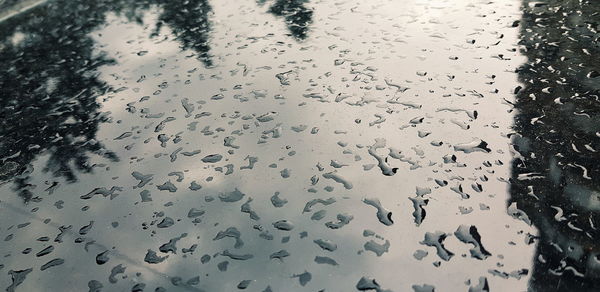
[109,0,214,66]
[0,0,118,202]
[151,0,213,66]
[0,0,215,202]
[0,0,313,203]
[511,0,600,291]
[269,0,313,40]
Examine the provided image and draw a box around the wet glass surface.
[0,0,598,291]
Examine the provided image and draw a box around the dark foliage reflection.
[511,0,600,291]
[0,1,118,202]
[149,0,213,66]
[269,0,313,40]
[0,0,313,203]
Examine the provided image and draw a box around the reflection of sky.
[2,0,582,290]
